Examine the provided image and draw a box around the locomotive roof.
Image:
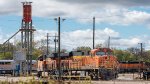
[49,51,90,58]
[119,61,142,64]
[0,60,14,62]
[0,60,36,62]
[50,53,69,58]
[92,48,112,51]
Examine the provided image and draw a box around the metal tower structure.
[20,2,35,75]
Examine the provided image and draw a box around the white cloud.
[119,38,141,47]
[1,28,150,50]
[0,0,21,15]
[81,9,150,25]
[0,29,4,43]
[0,0,150,25]
[0,0,150,52]
[56,0,150,7]
[31,28,146,50]
[31,0,150,25]
[122,11,150,25]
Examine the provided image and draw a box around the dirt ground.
[0,73,149,84]
[117,73,142,80]
[92,73,150,84]
[92,81,150,84]
[0,76,35,82]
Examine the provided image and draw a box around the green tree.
[113,49,124,61]
[32,49,43,60]
[114,49,137,62]
[142,50,150,62]
[0,43,14,60]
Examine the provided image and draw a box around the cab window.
[96,51,105,56]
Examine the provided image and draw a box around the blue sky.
[1,0,150,50]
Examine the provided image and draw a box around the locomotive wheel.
[95,75,99,80]
[88,72,94,80]
[37,71,42,78]
[89,72,99,80]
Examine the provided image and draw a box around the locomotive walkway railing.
[49,75,91,84]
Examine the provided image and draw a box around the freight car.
[119,61,148,73]
[37,48,119,80]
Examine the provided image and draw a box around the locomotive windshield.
[91,48,113,56]
[96,51,106,56]
[96,51,112,56]
[96,52,111,56]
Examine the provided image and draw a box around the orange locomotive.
[37,48,119,80]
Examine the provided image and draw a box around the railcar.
[0,60,13,75]
[119,61,148,73]
[0,60,37,75]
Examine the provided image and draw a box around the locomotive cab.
[90,48,113,56]
[89,48,119,80]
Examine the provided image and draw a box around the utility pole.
[54,33,58,53]
[54,17,65,83]
[108,36,110,49]
[47,34,58,53]
[45,33,58,77]
[58,17,61,83]
[46,33,58,53]
[47,33,49,56]
[138,43,143,79]
[140,43,143,60]
[44,33,50,73]
[93,17,95,49]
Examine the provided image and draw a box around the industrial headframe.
[20,2,36,75]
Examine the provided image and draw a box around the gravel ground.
[117,73,142,80]
[92,81,150,84]
[0,73,149,84]
[0,76,35,82]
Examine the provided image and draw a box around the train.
[1,49,149,80]
[119,61,150,80]
[0,60,14,75]
[0,60,37,75]
[119,61,149,73]
[37,48,119,80]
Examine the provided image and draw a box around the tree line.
[0,42,150,62]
